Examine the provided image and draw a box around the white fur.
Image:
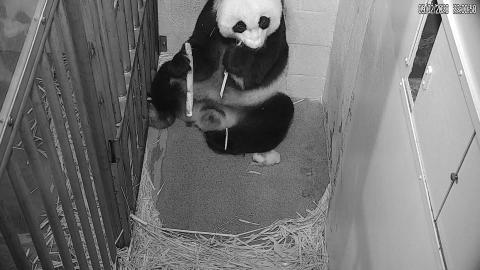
[214,0,282,49]
[174,69,277,107]
[252,150,281,166]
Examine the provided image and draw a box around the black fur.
[149,0,293,155]
[149,61,294,155]
[204,93,294,154]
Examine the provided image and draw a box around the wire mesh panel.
[0,0,156,268]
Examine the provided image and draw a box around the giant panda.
[149,0,293,155]
[167,0,288,90]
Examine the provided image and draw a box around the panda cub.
[150,0,293,155]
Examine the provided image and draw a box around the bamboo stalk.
[7,159,54,270]
[37,53,103,270]
[18,115,74,269]
[0,200,31,269]
[30,82,90,269]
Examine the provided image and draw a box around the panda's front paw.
[167,49,191,78]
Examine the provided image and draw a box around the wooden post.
[46,26,113,267]
[116,0,132,73]
[7,160,54,270]
[98,0,128,98]
[124,0,136,50]
[0,200,31,270]
[19,115,74,269]
[37,53,102,270]
[62,0,127,253]
[30,82,90,269]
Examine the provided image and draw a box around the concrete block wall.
[158,0,338,99]
[284,0,338,99]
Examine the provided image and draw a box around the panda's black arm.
[150,63,184,121]
[166,0,219,81]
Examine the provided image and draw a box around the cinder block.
[284,0,301,11]
[288,44,330,77]
[286,75,325,99]
[286,11,335,46]
[301,0,338,13]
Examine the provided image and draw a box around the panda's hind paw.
[148,104,176,129]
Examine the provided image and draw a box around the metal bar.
[18,115,74,269]
[153,0,160,59]
[59,0,122,256]
[124,0,136,50]
[138,29,149,135]
[110,149,131,247]
[127,94,140,201]
[98,0,128,98]
[116,0,132,73]
[30,82,90,269]
[131,0,140,29]
[130,64,143,151]
[136,28,146,117]
[37,53,102,270]
[148,0,157,73]
[435,130,477,221]
[120,119,134,210]
[7,159,54,270]
[0,200,31,270]
[47,13,113,267]
[0,0,59,187]
[144,0,153,95]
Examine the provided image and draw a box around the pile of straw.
[117,142,331,269]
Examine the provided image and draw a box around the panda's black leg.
[149,63,184,129]
[203,93,294,155]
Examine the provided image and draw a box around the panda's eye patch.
[258,16,270,29]
[232,21,247,33]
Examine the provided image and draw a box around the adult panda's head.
[214,0,283,49]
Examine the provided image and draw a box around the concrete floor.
[151,99,329,234]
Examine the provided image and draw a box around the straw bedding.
[116,134,331,269]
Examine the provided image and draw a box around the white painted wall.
[157,0,338,99]
[324,0,480,268]
[323,0,444,268]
